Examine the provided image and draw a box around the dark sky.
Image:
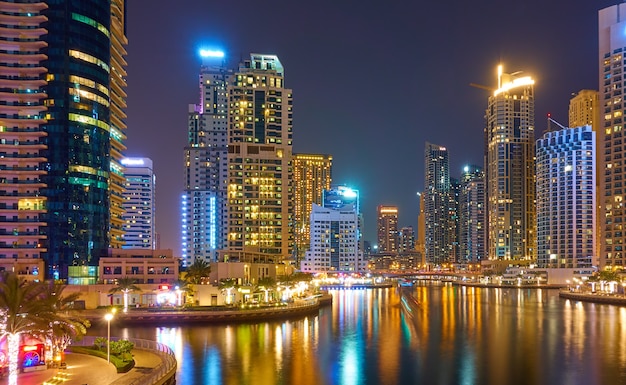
[125,0,615,253]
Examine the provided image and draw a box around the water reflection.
[88,284,626,385]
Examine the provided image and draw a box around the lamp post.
[104,313,114,363]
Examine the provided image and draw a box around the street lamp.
[104,313,114,363]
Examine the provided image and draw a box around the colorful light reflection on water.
[89,283,626,385]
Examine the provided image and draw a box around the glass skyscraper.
[41,0,127,278]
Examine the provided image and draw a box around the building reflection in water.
[98,284,626,385]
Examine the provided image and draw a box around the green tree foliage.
[185,259,211,284]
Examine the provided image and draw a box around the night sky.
[125,0,616,253]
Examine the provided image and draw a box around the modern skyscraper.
[41,1,128,278]
[569,90,599,129]
[223,54,293,263]
[121,158,156,249]
[398,226,415,253]
[300,203,365,273]
[536,126,596,268]
[424,142,450,265]
[459,165,486,263]
[599,5,626,269]
[292,153,332,262]
[0,1,48,279]
[181,52,230,266]
[416,192,425,266]
[485,65,536,261]
[377,205,398,253]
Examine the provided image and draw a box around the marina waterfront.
[88,282,626,385]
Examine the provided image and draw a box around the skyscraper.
[292,153,332,262]
[485,65,536,261]
[182,51,230,266]
[0,1,48,279]
[377,205,398,253]
[459,166,486,263]
[41,1,128,278]
[121,158,156,249]
[398,226,415,253]
[536,126,596,268]
[223,54,293,263]
[569,90,599,129]
[300,203,365,273]
[424,142,450,265]
[599,5,626,269]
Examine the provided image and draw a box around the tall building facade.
[292,153,332,262]
[0,0,48,277]
[181,53,230,266]
[300,203,365,273]
[398,226,415,253]
[536,126,596,268]
[599,5,626,269]
[377,205,398,253]
[424,142,450,265]
[223,54,293,263]
[459,165,486,263]
[121,158,156,249]
[485,66,536,261]
[41,1,128,278]
[569,90,599,129]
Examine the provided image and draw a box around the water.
[89,282,626,385]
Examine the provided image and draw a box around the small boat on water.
[398,278,414,287]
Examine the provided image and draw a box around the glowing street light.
[104,312,114,363]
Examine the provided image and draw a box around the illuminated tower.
[122,158,156,249]
[459,166,486,263]
[0,0,48,279]
[485,65,536,261]
[536,126,596,268]
[424,142,450,265]
[599,5,626,269]
[398,227,415,253]
[182,51,231,266]
[224,54,293,262]
[377,205,398,253]
[41,1,128,279]
[292,153,332,262]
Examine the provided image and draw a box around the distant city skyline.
[124,0,614,252]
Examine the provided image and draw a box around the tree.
[109,277,140,312]
[0,272,52,385]
[257,277,276,303]
[38,281,90,361]
[218,278,238,305]
[184,259,211,285]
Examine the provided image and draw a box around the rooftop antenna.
[546,114,567,133]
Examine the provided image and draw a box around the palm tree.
[0,272,52,385]
[109,277,140,312]
[184,259,211,285]
[257,277,276,303]
[218,278,238,305]
[38,281,90,362]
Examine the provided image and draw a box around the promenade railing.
[71,336,177,385]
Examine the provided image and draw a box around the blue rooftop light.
[199,49,225,58]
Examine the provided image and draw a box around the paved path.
[0,348,164,385]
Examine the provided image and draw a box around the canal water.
[89,282,626,385]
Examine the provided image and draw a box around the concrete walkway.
[0,348,165,385]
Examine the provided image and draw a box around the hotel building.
[485,66,536,261]
[536,126,596,268]
[300,203,365,273]
[377,205,398,253]
[292,153,332,262]
[222,54,293,263]
[182,52,230,266]
[0,0,48,280]
[599,5,626,269]
[122,158,156,249]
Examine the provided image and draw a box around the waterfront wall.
[558,291,626,306]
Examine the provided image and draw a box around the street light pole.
[104,313,114,363]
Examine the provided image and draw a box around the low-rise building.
[98,248,179,284]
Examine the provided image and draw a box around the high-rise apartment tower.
[424,142,450,265]
[485,66,536,261]
[122,158,156,249]
[377,205,398,253]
